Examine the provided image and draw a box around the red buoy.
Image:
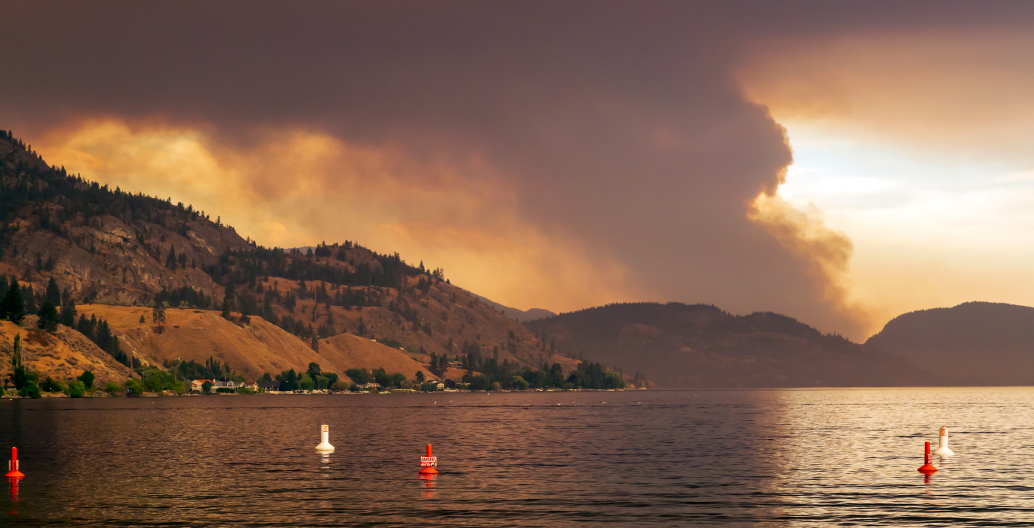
[419,444,438,475]
[918,441,937,473]
[4,447,24,479]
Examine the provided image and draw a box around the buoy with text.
[315,425,335,453]
[918,441,937,473]
[933,427,954,457]
[419,444,438,474]
[5,447,24,479]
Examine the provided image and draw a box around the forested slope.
[865,301,1034,386]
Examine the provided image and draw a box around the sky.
[4,1,1034,340]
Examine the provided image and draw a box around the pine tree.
[221,283,235,319]
[96,320,113,351]
[46,276,61,306]
[37,300,58,331]
[3,279,25,324]
[0,275,8,319]
[9,335,31,390]
[21,284,36,314]
[153,301,166,333]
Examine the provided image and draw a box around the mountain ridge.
[864,301,1034,386]
[463,290,555,322]
[525,302,927,388]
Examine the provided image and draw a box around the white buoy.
[315,424,335,453]
[933,427,954,457]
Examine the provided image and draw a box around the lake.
[2,388,1034,526]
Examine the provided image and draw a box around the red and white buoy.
[4,447,24,479]
[918,441,937,474]
[419,444,438,475]
[933,427,954,457]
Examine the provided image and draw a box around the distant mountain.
[525,302,926,388]
[466,291,555,322]
[865,301,1034,386]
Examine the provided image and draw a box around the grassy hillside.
[1,317,135,387]
[526,302,927,388]
[76,304,436,381]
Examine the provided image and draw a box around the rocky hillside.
[865,301,1034,386]
[526,302,927,388]
[0,133,251,306]
[0,130,577,383]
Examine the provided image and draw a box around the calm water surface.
[2,388,1034,526]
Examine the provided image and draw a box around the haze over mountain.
[525,302,925,388]
[865,302,1034,386]
[10,129,1034,390]
[0,133,579,385]
[464,291,555,322]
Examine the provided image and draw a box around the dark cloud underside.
[5,1,1034,337]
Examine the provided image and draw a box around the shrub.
[79,370,95,389]
[124,379,145,396]
[141,367,180,393]
[510,375,529,391]
[18,380,41,398]
[40,376,65,393]
[345,368,370,385]
[379,338,403,349]
[67,380,86,398]
[104,382,121,395]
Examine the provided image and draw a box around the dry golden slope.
[0,317,136,386]
[76,305,434,381]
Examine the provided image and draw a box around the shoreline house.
[214,378,245,391]
[258,380,280,393]
[190,378,248,393]
[190,379,215,393]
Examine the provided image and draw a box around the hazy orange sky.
[5,2,1034,340]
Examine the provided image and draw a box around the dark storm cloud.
[5,1,1034,336]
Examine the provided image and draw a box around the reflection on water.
[2,388,1034,525]
[420,473,437,500]
[6,478,19,516]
